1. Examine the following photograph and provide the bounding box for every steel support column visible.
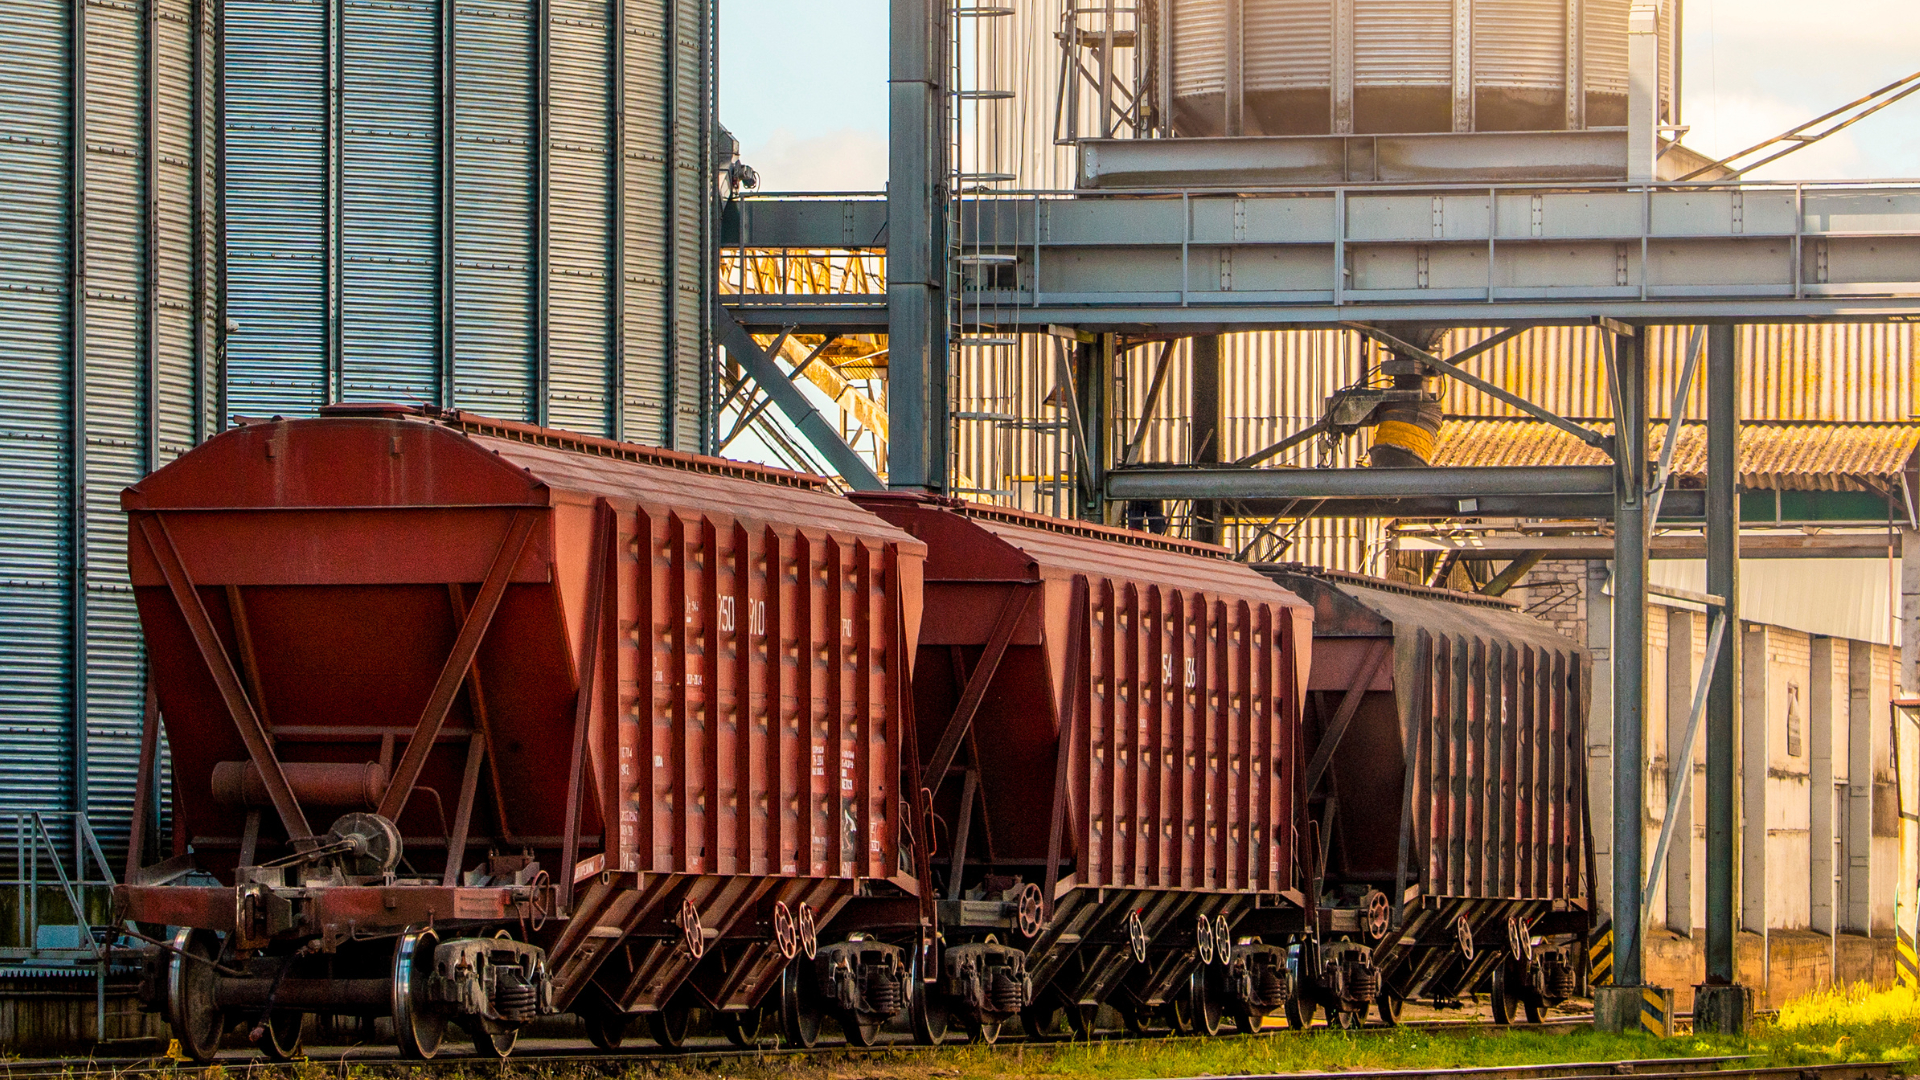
[1692,323,1754,1034]
[1075,338,1109,523]
[1704,324,1741,984]
[1190,336,1221,543]
[887,0,948,492]
[1610,327,1649,989]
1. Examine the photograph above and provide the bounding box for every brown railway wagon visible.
[847,493,1313,1042]
[1258,566,1593,1029]
[116,407,927,1060]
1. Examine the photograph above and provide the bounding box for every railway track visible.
[0,1037,1881,1080]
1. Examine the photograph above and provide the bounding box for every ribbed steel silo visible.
[1167,0,1675,138]
[0,0,218,866]
[220,0,714,451]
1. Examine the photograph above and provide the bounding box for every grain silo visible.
[1166,0,1674,137]
[0,0,218,865]
[220,0,715,451]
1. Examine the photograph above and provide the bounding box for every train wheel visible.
[165,928,225,1064]
[1490,965,1514,1026]
[963,1014,1003,1045]
[1171,970,1223,1037]
[1020,996,1059,1041]
[648,1004,691,1049]
[780,963,822,1049]
[1118,997,1152,1035]
[1522,993,1544,1025]
[909,945,950,1044]
[256,1010,304,1061]
[841,1009,883,1047]
[582,1007,628,1050]
[462,1019,519,1059]
[1231,1007,1261,1036]
[1065,1001,1099,1040]
[392,929,447,1060]
[1334,1008,1363,1030]
[1284,994,1317,1030]
[718,1008,763,1047]
[1376,992,1402,1027]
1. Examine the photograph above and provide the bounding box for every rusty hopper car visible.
[117,408,927,1060]
[849,494,1312,1042]
[1257,566,1593,1029]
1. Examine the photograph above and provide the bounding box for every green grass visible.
[129,985,1920,1080]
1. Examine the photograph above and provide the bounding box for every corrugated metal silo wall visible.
[1,0,214,874]
[222,0,712,451]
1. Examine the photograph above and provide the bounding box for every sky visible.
[718,0,1920,191]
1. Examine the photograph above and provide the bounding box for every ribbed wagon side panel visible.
[341,0,440,402]
[616,506,905,881]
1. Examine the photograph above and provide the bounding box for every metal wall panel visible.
[2,0,210,872]
[1352,0,1452,88]
[1170,0,1226,100]
[1248,0,1333,91]
[453,0,539,419]
[0,0,79,859]
[1473,0,1564,90]
[1582,0,1628,98]
[549,0,613,433]
[668,0,708,449]
[221,0,708,445]
[342,0,440,402]
[621,0,669,444]
[224,0,328,417]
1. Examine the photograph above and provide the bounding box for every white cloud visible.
[740,128,888,193]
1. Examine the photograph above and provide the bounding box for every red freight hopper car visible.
[848,494,1312,1042]
[1257,567,1593,1029]
[117,408,926,1060]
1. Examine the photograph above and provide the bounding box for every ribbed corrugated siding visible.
[1473,0,1565,90]
[221,0,708,445]
[549,0,612,433]
[0,0,79,863]
[1247,0,1333,92]
[453,0,538,419]
[342,0,440,403]
[83,0,151,867]
[1583,0,1628,98]
[225,0,328,417]
[1352,0,1452,88]
[3,0,208,874]
[668,0,707,446]
[1171,0,1226,99]
[622,0,669,444]
[1439,325,1920,422]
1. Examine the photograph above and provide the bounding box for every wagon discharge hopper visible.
[117,407,927,1060]
[1257,566,1593,1028]
[849,494,1313,1041]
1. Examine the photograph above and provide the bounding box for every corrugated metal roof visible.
[1431,417,1920,491]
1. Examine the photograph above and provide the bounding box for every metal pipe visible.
[1704,323,1740,985]
[1106,465,1615,501]
[1611,327,1648,988]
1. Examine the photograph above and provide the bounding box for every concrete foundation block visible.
[1594,984,1675,1035]
[1692,983,1754,1035]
